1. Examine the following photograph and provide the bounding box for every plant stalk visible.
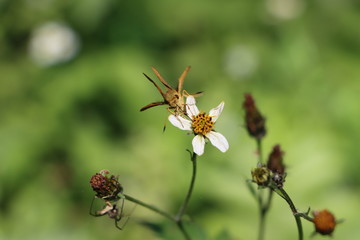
[124,151,197,240]
[273,187,303,240]
[123,194,175,221]
[176,152,197,221]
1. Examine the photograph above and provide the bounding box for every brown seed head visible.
[313,209,336,235]
[243,94,266,139]
[267,145,285,175]
[90,172,123,201]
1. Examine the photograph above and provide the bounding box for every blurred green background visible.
[1,0,359,239]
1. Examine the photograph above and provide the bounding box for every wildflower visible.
[90,170,123,201]
[251,166,271,186]
[243,93,266,139]
[313,209,337,236]
[168,96,229,156]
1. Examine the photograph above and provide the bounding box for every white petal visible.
[168,115,192,131]
[192,135,205,156]
[206,131,229,153]
[186,96,199,118]
[208,101,224,122]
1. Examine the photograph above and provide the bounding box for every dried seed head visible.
[243,93,266,139]
[251,166,270,186]
[313,209,336,235]
[267,145,286,187]
[267,145,285,174]
[90,171,123,201]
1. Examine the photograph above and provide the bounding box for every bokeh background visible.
[1,0,359,239]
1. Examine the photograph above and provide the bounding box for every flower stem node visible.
[313,209,337,236]
[168,96,229,156]
[90,170,123,201]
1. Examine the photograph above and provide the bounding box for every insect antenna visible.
[143,73,167,100]
[150,66,173,90]
[177,66,191,93]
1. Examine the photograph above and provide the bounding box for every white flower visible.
[168,96,229,156]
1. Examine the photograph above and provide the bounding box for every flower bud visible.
[243,94,266,139]
[267,145,286,187]
[90,171,123,201]
[267,145,285,174]
[251,166,270,186]
[313,209,336,235]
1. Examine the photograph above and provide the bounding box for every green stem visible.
[177,220,191,240]
[176,152,197,221]
[273,187,303,240]
[264,189,274,210]
[257,188,273,240]
[123,152,197,240]
[173,151,197,240]
[258,206,266,240]
[123,194,175,222]
[256,138,263,164]
[295,212,314,222]
[255,138,273,240]
[124,194,190,240]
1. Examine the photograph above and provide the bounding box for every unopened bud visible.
[267,145,286,187]
[267,145,285,174]
[251,166,270,186]
[243,94,266,139]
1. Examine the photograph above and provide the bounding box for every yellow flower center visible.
[192,113,214,135]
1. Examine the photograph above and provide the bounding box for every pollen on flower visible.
[192,113,214,135]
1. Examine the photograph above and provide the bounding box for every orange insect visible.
[140,66,202,116]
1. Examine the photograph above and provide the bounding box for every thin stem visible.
[124,194,190,240]
[255,138,273,240]
[264,189,274,210]
[173,151,197,240]
[273,187,303,240]
[176,152,197,220]
[258,207,266,240]
[123,194,175,221]
[257,188,273,240]
[123,152,197,240]
[295,212,314,222]
[256,137,264,240]
[177,221,191,240]
[256,138,263,164]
